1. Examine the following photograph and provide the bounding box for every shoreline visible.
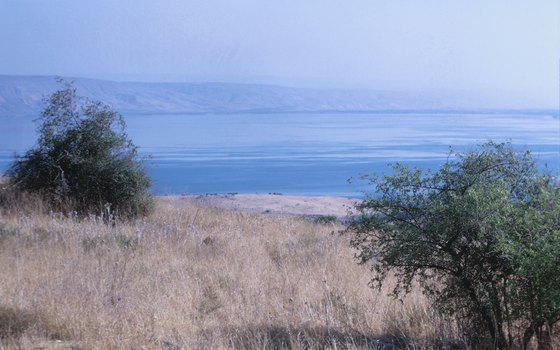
[159,193,360,219]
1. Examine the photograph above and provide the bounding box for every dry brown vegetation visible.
[0,197,464,350]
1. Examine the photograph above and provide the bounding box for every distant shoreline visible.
[4,108,557,119]
[1,74,556,118]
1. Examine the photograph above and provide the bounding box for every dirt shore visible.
[160,193,360,219]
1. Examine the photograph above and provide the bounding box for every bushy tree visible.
[6,80,152,218]
[500,176,560,349]
[348,142,559,349]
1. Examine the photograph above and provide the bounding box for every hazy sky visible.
[1,0,559,107]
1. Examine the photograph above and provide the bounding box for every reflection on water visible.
[1,112,559,196]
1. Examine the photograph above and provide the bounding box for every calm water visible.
[1,112,559,197]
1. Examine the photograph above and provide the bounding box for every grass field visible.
[0,198,480,349]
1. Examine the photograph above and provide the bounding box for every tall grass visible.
[0,197,463,349]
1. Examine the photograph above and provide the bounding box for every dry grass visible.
[0,199,460,349]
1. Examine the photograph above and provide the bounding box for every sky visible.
[1,0,559,108]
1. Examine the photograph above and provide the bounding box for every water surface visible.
[1,112,558,197]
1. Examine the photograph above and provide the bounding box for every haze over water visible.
[1,1,559,109]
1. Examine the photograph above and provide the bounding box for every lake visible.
[1,112,559,197]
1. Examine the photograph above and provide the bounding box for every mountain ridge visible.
[0,75,553,117]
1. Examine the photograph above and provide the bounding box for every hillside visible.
[0,75,513,117]
[0,196,446,349]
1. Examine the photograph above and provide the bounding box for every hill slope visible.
[0,75,508,117]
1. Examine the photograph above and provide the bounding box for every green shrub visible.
[348,142,559,349]
[5,79,152,218]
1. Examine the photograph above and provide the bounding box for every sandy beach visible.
[160,193,360,219]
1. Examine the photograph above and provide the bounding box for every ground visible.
[163,193,358,219]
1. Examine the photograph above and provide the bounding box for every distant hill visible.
[0,75,550,117]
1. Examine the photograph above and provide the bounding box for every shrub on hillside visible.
[5,79,152,218]
[348,142,560,349]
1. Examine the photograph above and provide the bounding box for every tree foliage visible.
[6,80,152,218]
[349,142,559,349]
